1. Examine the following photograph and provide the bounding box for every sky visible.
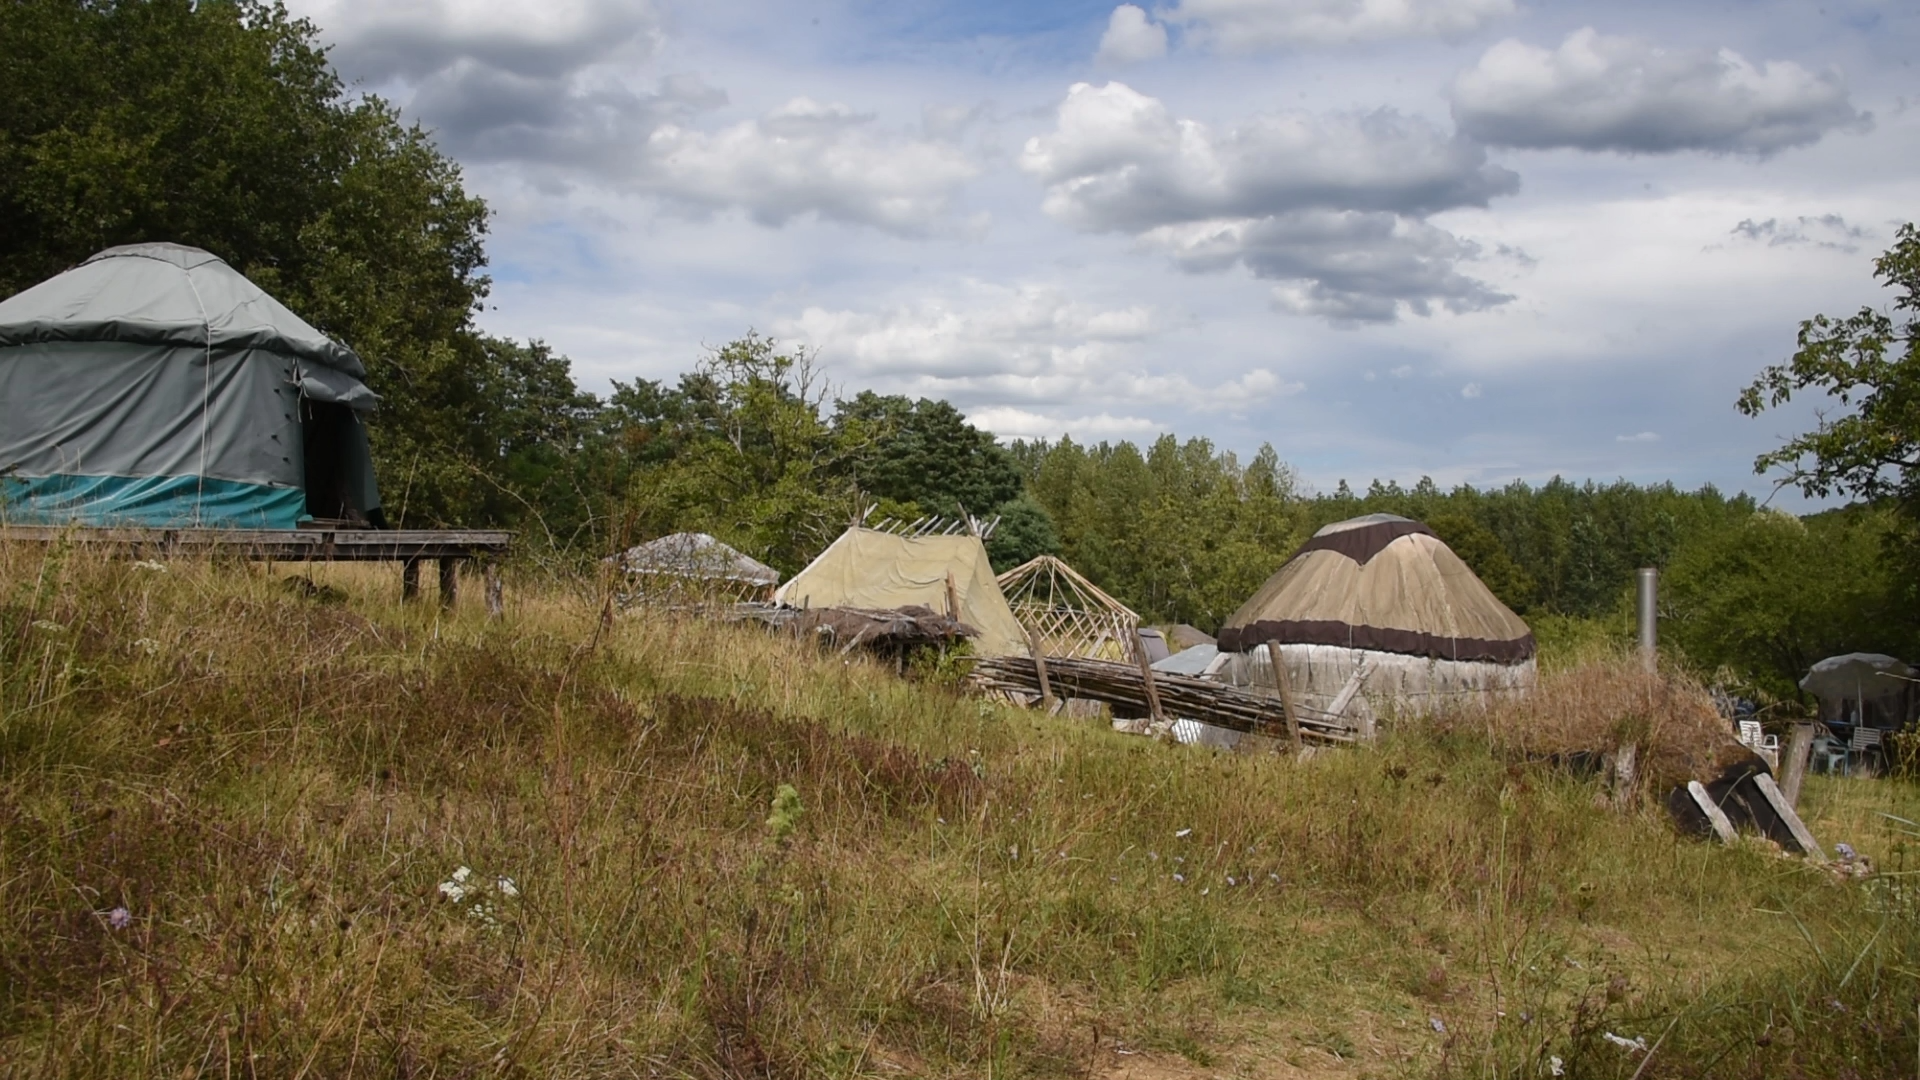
[285,0,1919,503]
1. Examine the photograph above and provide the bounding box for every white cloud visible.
[1097,5,1169,64]
[1020,82,1516,322]
[775,282,1301,412]
[1616,431,1660,442]
[967,407,1167,441]
[1727,214,1869,252]
[1022,82,1516,231]
[1165,0,1514,51]
[641,98,980,233]
[1461,381,1483,398]
[1147,210,1511,323]
[1450,28,1869,155]
[293,0,662,80]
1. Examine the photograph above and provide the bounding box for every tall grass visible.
[2,539,1916,1078]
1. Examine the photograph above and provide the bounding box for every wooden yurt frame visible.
[997,555,1140,660]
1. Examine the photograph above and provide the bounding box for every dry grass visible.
[2,539,1918,1079]
[1454,655,1750,793]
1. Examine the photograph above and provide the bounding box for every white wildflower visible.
[132,560,168,573]
[1174,828,1192,839]
[134,638,161,655]
[1430,1017,1447,1034]
[438,880,468,902]
[496,876,519,898]
[31,620,63,634]
[452,866,472,883]
[1549,1056,1565,1076]
[1602,1032,1647,1053]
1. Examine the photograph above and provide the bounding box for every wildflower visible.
[1549,1055,1565,1077]
[1175,828,1192,839]
[1836,842,1857,862]
[132,560,168,573]
[438,866,474,902]
[496,877,519,898]
[31,620,63,634]
[1429,1017,1447,1034]
[107,907,132,930]
[1226,876,1237,886]
[1173,873,1186,883]
[1602,1032,1648,1053]
[134,637,161,655]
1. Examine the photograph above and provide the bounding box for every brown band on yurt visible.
[1217,619,1536,663]
[1292,517,1436,566]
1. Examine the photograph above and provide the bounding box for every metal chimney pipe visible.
[1636,567,1658,672]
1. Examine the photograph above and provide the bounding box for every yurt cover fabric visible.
[0,243,380,528]
[774,527,1028,657]
[1216,514,1534,662]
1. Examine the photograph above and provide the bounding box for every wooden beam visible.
[1134,636,1167,724]
[484,562,504,620]
[1686,780,1738,844]
[1752,774,1825,859]
[1324,659,1372,739]
[401,558,421,602]
[1266,641,1303,755]
[1780,723,1815,808]
[1027,629,1056,712]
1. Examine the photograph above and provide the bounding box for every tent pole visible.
[1267,641,1304,755]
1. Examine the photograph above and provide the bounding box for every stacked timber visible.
[969,655,1354,744]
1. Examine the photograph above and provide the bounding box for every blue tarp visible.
[2,473,307,529]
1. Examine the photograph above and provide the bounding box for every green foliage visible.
[1740,223,1920,507]
[835,392,1023,518]
[1017,435,1306,629]
[765,783,803,845]
[1662,506,1915,700]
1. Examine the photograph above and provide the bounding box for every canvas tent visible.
[1212,513,1535,730]
[616,532,780,604]
[775,527,1028,657]
[0,243,380,528]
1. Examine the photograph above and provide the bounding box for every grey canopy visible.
[0,243,381,528]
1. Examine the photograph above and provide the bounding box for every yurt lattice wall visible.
[997,555,1140,660]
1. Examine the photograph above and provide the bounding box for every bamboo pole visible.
[1028,629,1056,711]
[1134,635,1167,724]
[1266,641,1303,755]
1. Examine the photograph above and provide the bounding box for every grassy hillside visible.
[3,541,1918,1078]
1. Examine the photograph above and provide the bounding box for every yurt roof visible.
[1216,514,1534,663]
[618,532,780,585]
[0,243,369,384]
[774,527,1028,657]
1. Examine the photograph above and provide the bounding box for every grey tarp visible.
[0,243,381,527]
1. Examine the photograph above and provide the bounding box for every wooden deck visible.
[0,525,511,610]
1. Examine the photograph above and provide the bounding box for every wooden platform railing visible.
[0,525,511,611]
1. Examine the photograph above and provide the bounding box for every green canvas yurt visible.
[0,243,382,528]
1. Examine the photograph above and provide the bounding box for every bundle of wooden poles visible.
[969,654,1355,745]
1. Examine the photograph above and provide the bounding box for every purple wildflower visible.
[107,907,131,930]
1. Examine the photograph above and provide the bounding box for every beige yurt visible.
[775,527,1029,657]
[1212,513,1535,733]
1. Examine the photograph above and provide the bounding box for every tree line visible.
[7,0,1919,703]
